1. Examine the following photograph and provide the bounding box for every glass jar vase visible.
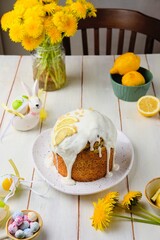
[32,42,67,91]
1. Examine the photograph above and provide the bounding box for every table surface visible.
[0,54,160,240]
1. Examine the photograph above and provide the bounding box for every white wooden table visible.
[0,54,160,240]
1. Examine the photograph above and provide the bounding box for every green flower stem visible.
[112,214,160,225]
[136,204,160,224]
[32,38,66,90]
[117,203,160,224]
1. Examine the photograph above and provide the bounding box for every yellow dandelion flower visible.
[9,23,24,42]
[63,14,77,37]
[22,34,44,51]
[24,17,44,38]
[24,6,45,20]
[70,2,87,19]
[13,5,26,19]
[1,11,15,31]
[122,191,142,209]
[91,198,114,231]
[43,3,57,14]
[85,2,97,17]
[53,11,64,28]
[105,192,119,205]
[53,12,77,37]
[47,25,62,44]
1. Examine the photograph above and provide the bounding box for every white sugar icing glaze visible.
[51,109,117,185]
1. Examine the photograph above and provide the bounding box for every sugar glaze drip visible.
[51,109,117,185]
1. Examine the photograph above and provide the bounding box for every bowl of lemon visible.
[110,52,153,102]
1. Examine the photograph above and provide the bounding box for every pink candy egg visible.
[8,222,18,234]
[14,216,24,226]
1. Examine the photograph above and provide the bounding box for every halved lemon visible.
[137,95,160,117]
[54,116,79,132]
[53,125,77,146]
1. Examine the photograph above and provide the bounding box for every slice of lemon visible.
[54,116,79,132]
[137,95,160,117]
[53,125,77,146]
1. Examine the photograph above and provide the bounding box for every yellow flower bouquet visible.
[1,0,96,91]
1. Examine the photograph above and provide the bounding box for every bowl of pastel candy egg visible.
[6,210,43,239]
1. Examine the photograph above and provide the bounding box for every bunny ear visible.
[32,80,39,96]
[21,81,32,97]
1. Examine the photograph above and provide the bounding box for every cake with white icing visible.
[51,109,117,185]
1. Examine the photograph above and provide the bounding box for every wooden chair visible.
[63,8,160,55]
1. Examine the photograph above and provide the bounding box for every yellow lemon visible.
[54,116,79,132]
[53,125,77,146]
[137,95,160,117]
[2,178,13,191]
[155,193,160,207]
[122,71,145,86]
[110,52,140,75]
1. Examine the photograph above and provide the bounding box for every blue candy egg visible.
[24,228,33,238]
[30,221,40,233]
[12,211,24,220]
[19,221,30,230]
[15,229,25,239]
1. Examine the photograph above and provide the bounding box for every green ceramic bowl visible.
[110,67,153,102]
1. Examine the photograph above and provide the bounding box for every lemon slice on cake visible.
[53,125,77,146]
[137,95,160,117]
[54,116,79,131]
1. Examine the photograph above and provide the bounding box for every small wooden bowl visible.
[6,209,43,240]
[145,177,160,215]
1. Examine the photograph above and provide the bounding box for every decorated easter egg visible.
[15,229,25,239]
[24,228,33,238]
[14,216,24,226]
[0,175,13,197]
[12,211,24,220]
[12,100,23,110]
[19,220,30,230]
[28,211,38,222]
[8,222,18,234]
[30,221,40,233]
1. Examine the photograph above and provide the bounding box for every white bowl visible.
[145,177,160,215]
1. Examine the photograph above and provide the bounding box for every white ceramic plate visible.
[32,129,134,195]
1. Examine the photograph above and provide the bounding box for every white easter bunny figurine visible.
[11,80,42,131]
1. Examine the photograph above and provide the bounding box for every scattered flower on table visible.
[91,191,160,231]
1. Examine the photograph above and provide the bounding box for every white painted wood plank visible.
[0,56,42,238]
[79,56,133,240]
[28,56,83,239]
[0,56,20,119]
[119,54,160,240]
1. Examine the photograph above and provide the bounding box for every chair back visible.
[63,8,160,55]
